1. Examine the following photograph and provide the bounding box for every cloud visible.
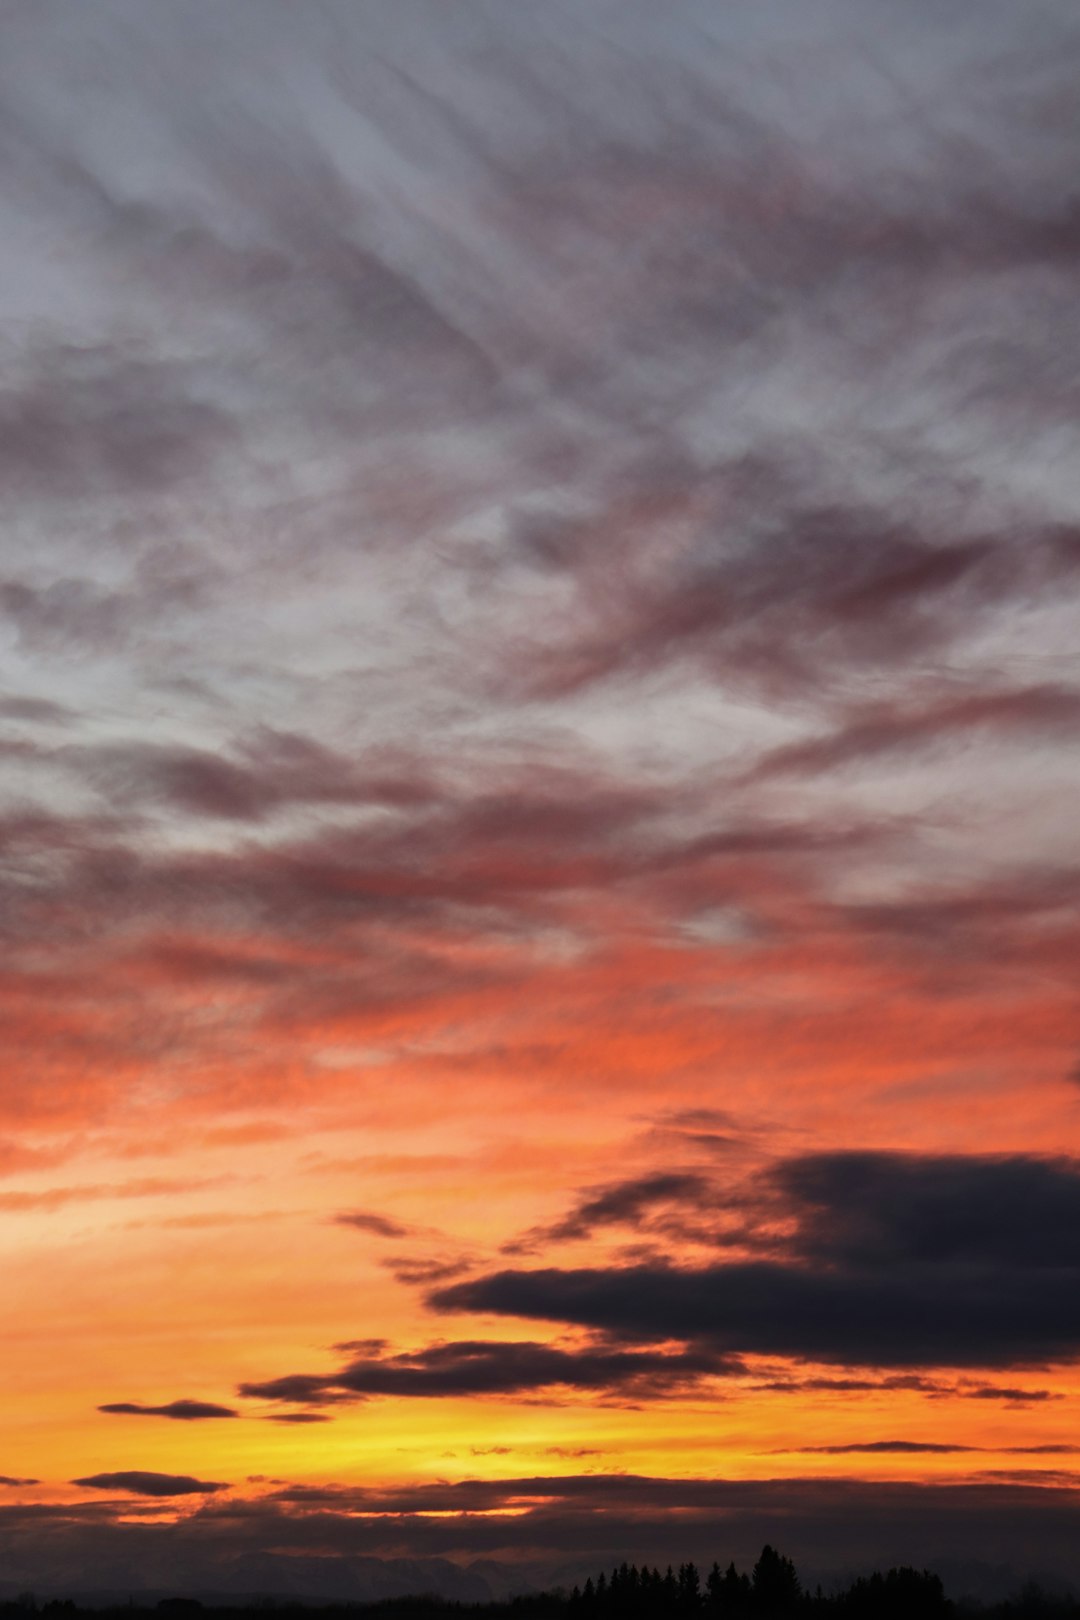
[431,1153,1080,1369]
[964,1386,1062,1404]
[754,1374,947,1395]
[234,1376,354,1407]
[432,1258,1080,1367]
[333,1210,411,1239]
[783,1441,1080,1456]
[0,340,234,508]
[770,1152,1080,1269]
[0,1473,1079,1599]
[793,1441,978,1455]
[753,1375,1061,1404]
[507,1171,714,1251]
[505,493,1080,703]
[382,1256,475,1286]
[0,1476,39,1487]
[265,1412,332,1424]
[744,684,1080,782]
[71,1471,227,1497]
[70,732,438,825]
[0,1176,228,1212]
[838,866,1080,966]
[240,1337,737,1403]
[98,1400,238,1420]
[0,696,74,724]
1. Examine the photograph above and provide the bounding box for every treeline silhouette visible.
[2,1550,1078,1620]
[568,1547,944,1618]
[567,1547,1076,1620]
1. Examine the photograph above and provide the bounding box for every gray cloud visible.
[506,501,1080,702]
[744,683,1080,782]
[0,342,234,505]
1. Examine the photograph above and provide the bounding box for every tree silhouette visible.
[751,1547,801,1615]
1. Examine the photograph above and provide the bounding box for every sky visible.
[2,0,1080,1602]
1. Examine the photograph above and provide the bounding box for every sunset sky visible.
[3,0,1080,1602]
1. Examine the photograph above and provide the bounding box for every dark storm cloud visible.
[72,1471,227,1497]
[98,1399,238,1420]
[240,1337,736,1404]
[432,1153,1080,1368]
